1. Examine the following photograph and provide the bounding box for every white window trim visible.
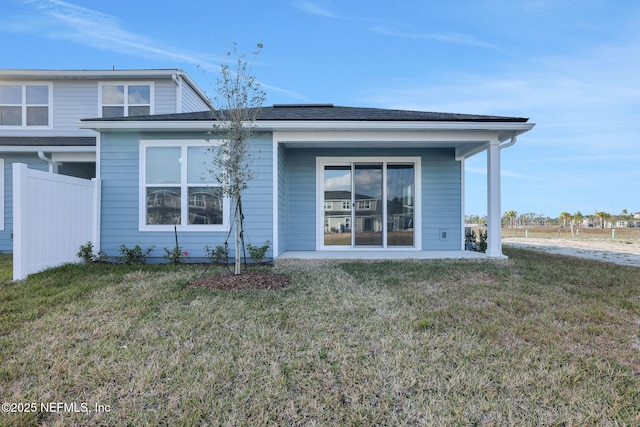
[98,81,155,117]
[139,139,229,232]
[316,156,421,250]
[0,82,53,129]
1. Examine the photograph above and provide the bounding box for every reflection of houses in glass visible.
[188,190,223,224]
[147,189,181,224]
[324,190,352,233]
[324,191,384,233]
[354,192,382,234]
[387,196,414,232]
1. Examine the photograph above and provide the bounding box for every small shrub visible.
[465,230,478,251]
[118,244,154,265]
[478,229,487,253]
[204,244,229,265]
[163,246,184,265]
[77,241,106,263]
[247,240,271,263]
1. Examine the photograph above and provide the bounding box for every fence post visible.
[12,163,28,281]
[92,178,101,253]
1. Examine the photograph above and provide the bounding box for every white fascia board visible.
[274,129,498,144]
[79,119,534,138]
[77,120,215,132]
[262,120,534,134]
[0,69,184,80]
[0,146,96,153]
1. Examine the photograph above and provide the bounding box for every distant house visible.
[80,104,534,260]
[0,69,212,252]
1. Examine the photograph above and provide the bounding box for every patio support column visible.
[486,139,504,258]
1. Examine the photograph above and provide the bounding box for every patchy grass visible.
[0,253,12,283]
[0,249,639,426]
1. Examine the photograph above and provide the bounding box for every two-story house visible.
[0,69,212,252]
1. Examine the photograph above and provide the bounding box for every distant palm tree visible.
[559,212,571,227]
[504,210,518,228]
[595,211,611,228]
[573,211,583,226]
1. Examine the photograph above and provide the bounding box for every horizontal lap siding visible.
[52,81,100,135]
[100,132,139,255]
[100,132,273,261]
[0,155,49,252]
[284,148,316,250]
[283,147,461,252]
[154,81,178,115]
[277,145,288,254]
[180,84,210,112]
[241,133,274,254]
[422,155,462,250]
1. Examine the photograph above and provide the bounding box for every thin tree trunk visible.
[234,198,241,275]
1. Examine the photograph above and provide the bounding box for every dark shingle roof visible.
[83,104,529,123]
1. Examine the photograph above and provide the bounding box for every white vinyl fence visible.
[13,163,100,280]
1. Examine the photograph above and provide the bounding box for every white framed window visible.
[100,82,153,117]
[317,156,421,250]
[139,140,229,232]
[0,83,52,128]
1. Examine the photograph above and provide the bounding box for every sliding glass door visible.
[323,166,352,246]
[386,164,415,246]
[321,158,418,249]
[354,163,383,246]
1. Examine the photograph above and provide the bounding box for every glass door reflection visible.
[323,166,352,246]
[354,163,383,246]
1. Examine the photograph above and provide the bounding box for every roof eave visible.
[78,119,534,138]
[0,69,186,80]
[0,146,96,153]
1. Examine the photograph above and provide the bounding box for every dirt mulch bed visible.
[189,270,292,291]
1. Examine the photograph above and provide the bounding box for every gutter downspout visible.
[38,151,58,173]
[499,135,517,151]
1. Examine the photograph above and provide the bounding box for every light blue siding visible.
[180,83,210,112]
[99,132,273,262]
[281,147,462,252]
[52,81,101,135]
[154,80,178,114]
[422,153,462,250]
[281,148,317,251]
[0,155,50,252]
[277,144,288,255]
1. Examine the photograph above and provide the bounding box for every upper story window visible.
[100,83,153,117]
[0,83,51,127]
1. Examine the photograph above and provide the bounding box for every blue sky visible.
[1,0,639,218]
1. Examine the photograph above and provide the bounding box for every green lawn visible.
[1,249,639,426]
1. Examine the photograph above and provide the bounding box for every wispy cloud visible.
[291,0,348,20]
[4,0,307,101]
[362,38,640,151]
[14,0,217,67]
[372,27,501,50]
